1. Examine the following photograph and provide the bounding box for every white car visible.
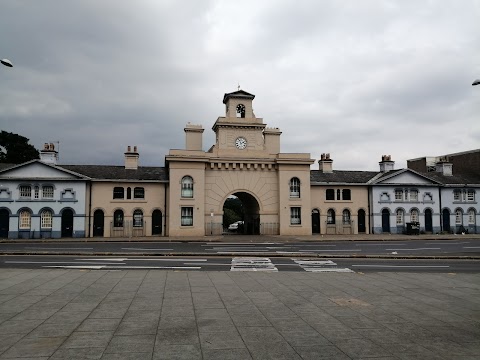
[228,221,244,231]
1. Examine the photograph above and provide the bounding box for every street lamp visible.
[1,59,13,67]
[473,79,480,86]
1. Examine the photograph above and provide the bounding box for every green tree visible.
[0,131,39,164]
[223,197,243,226]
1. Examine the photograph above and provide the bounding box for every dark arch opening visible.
[223,192,260,235]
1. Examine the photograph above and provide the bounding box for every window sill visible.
[289,224,302,227]
[59,200,78,203]
[453,201,477,204]
[111,200,147,203]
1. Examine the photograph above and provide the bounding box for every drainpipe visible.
[438,185,443,233]
[164,182,167,236]
[87,181,92,237]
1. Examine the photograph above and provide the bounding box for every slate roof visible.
[417,172,480,186]
[61,165,168,181]
[0,163,15,172]
[310,170,379,184]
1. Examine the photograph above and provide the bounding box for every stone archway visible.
[224,191,260,235]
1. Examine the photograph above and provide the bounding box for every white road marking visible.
[351,265,450,268]
[202,243,277,246]
[79,258,208,262]
[44,265,106,269]
[230,257,278,272]
[306,268,355,273]
[43,265,201,270]
[121,248,173,251]
[308,249,361,252]
[356,243,406,246]
[385,248,441,251]
[24,247,94,250]
[217,251,269,254]
[5,261,125,265]
[463,247,480,249]
[292,258,354,273]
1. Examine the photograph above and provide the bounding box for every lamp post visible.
[1,59,13,67]
[473,79,480,86]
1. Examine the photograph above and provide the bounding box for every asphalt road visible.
[1,238,480,257]
[1,255,479,272]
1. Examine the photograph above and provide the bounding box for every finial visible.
[237,83,240,91]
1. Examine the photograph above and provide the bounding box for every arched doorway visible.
[93,209,104,237]
[0,209,9,238]
[358,209,366,233]
[152,209,162,235]
[424,209,433,233]
[442,209,451,233]
[223,192,260,235]
[382,209,390,233]
[61,209,74,237]
[311,209,320,234]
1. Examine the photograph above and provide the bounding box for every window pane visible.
[133,210,143,227]
[327,209,335,224]
[395,190,403,201]
[34,186,39,199]
[290,178,300,198]
[181,207,193,226]
[326,189,334,201]
[453,190,461,201]
[134,187,144,199]
[411,210,418,222]
[467,190,475,201]
[396,209,404,225]
[113,187,124,199]
[181,177,194,198]
[290,207,301,225]
[19,210,31,229]
[342,189,351,201]
[41,210,52,228]
[455,210,462,224]
[20,186,31,198]
[410,190,418,201]
[468,210,475,224]
[114,210,124,227]
[342,210,350,224]
[42,186,54,198]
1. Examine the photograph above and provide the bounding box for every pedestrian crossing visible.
[230,257,354,272]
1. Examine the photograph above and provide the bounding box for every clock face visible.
[235,137,247,150]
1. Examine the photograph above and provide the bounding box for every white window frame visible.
[19,185,31,199]
[342,209,351,225]
[395,190,403,201]
[410,190,418,202]
[467,190,475,202]
[133,209,143,227]
[455,209,462,224]
[181,207,193,226]
[396,209,404,225]
[181,176,194,198]
[134,187,145,199]
[289,178,300,198]
[42,186,54,199]
[468,209,475,224]
[41,210,52,229]
[410,209,418,222]
[453,190,461,201]
[19,210,31,229]
[327,209,335,224]
[290,207,301,225]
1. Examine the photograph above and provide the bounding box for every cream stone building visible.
[166,90,315,236]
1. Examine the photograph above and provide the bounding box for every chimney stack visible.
[124,145,139,170]
[379,155,395,173]
[318,153,333,173]
[39,142,58,165]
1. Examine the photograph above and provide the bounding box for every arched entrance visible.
[382,209,390,233]
[442,209,451,233]
[0,209,9,238]
[223,192,260,235]
[424,209,433,233]
[358,209,366,233]
[61,209,74,238]
[152,209,162,235]
[93,209,104,237]
[311,209,320,234]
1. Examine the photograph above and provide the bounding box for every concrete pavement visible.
[0,268,479,359]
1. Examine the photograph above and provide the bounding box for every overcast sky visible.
[1,0,479,171]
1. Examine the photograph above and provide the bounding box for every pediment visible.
[0,161,86,180]
[375,169,438,185]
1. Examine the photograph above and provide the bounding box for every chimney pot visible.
[134,146,137,152]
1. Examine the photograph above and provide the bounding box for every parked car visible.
[228,221,244,231]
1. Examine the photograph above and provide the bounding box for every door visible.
[93,210,104,237]
[311,209,320,234]
[358,209,366,233]
[425,209,433,233]
[61,209,74,237]
[0,209,9,238]
[152,209,162,235]
[382,209,390,233]
[442,209,450,232]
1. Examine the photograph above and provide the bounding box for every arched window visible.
[133,209,143,227]
[289,177,300,198]
[181,176,193,198]
[342,209,351,225]
[327,209,335,224]
[114,210,124,227]
[468,209,476,224]
[113,187,124,199]
[236,104,245,118]
[19,210,31,229]
[410,209,419,223]
[41,210,52,229]
[396,209,404,225]
[455,209,463,224]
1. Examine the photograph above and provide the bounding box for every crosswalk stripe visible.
[292,258,354,273]
[230,257,278,272]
